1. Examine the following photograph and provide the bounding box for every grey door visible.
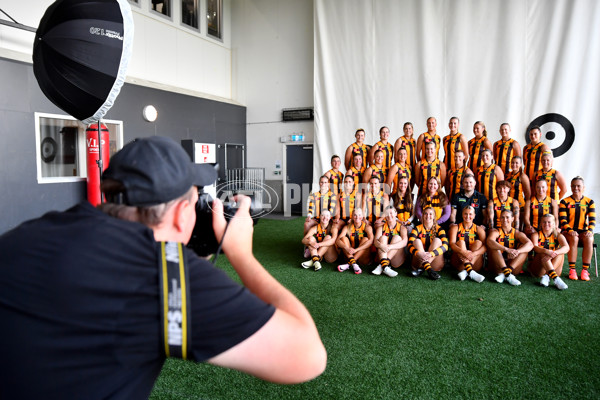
[286,144,313,215]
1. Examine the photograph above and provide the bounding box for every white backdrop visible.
[314,0,600,229]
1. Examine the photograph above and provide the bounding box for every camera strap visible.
[158,241,191,360]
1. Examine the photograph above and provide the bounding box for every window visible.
[151,0,171,18]
[35,113,123,183]
[182,0,199,30]
[207,0,222,39]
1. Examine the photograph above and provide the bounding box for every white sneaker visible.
[457,270,468,281]
[383,266,398,277]
[301,260,313,269]
[352,264,362,274]
[495,273,506,283]
[337,263,349,272]
[540,274,550,287]
[372,264,383,275]
[314,261,322,271]
[553,277,568,290]
[506,274,521,286]
[469,270,485,283]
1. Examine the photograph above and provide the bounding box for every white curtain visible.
[314,0,600,229]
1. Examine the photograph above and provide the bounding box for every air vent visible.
[282,108,314,121]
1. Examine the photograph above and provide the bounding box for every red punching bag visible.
[86,123,110,206]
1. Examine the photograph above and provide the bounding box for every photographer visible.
[0,136,326,399]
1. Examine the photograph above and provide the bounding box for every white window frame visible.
[35,112,124,184]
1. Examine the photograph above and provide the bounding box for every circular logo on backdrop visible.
[525,113,575,157]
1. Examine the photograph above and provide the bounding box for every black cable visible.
[0,8,19,24]
[210,220,230,265]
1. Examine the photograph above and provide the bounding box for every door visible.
[286,144,313,215]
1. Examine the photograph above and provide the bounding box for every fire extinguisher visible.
[86,123,110,206]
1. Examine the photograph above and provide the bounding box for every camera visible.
[187,189,261,257]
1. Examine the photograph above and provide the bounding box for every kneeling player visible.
[486,210,533,286]
[372,206,408,277]
[301,210,339,271]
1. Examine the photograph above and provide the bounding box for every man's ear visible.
[173,199,190,233]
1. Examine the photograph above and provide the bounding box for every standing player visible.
[534,152,567,201]
[416,117,441,161]
[467,121,493,172]
[324,155,344,196]
[368,126,394,170]
[530,214,569,290]
[475,149,504,202]
[301,210,339,271]
[415,141,446,196]
[559,176,596,281]
[493,123,521,176]
[448,206,486,283]
[442,117,469,171]
[408,207,449,280]
[386,146,412,196]
[372,206,409,277]
[487,210,534,286]
[523,126,551,182]
[336,208,374,274]
[344,128,371,171]
[393,122,417,172]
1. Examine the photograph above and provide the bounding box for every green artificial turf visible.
[150,218,600,400]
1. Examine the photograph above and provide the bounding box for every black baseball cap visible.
[102,136,217,206]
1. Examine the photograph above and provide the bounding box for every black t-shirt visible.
[451,190,488,225]
[0,202,275,399]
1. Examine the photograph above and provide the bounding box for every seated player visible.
[336,208,374,274]
[371,206,409,277]
[324,155,344,195]
[488,180,520,229]
[337,175,361,230]
[530,214,569,290]
[486,210,534,286]
[448,206,486,282]
[301,210,339,271]
[363,175,389,229]
[559,176,596,281]
[450,173,488,226]
[408,207,449,280]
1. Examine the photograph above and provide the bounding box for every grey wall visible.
[0,57,246,234]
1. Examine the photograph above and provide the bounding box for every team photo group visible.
[302,117,596,290]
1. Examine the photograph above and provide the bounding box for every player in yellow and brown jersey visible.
[337,175,361,230]
[301,210,339,271]
[534,152,567,201]
[523,126,551,182]
[408,207,449,280]
[486,210,534,286]
[467,121,493,172]
[505,156,531,228]
[530,214,569,290]
[363,149,388,188]
[344,128,371,171]
[324,155,344,196]
[371,206,408,277]
[393,122,417,172]
[416,117,441,161]
[304,176,337,236]
[448,206,486,282]
[476,149,504,202]
[363,175,389,229]
[415,141,446,196]
[392,175,414,229]
[336,208,374,274]
[442,117,469,171]
[415,176,450,225]
[346,153,365,191]
[524,179,558,236]
[445,150,472,198]
[492,123,522,176]
[488,181,520,229]
[559,176,596,281]
[368,126,394,170]
[386,146,412,196]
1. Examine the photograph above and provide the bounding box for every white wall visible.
[0,0,233,101]
[231,0,314,180]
